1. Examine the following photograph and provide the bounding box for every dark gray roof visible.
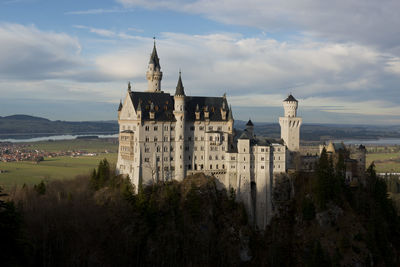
[284,94,298,102]
[246,119,254,126]
[149,43,160,69]
[185,96,229,121]
[175,73,185,96]
[128,91,229,122]
[129,91,175,121]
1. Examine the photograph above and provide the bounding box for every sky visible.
[0,0,400,124]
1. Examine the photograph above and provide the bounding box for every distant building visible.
[116,42,302,230]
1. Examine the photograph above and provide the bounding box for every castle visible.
[116,43,302,230]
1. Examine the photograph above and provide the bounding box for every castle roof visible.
[284,94,298,102]
[175,72,185,96]
[128,91,229,122]
[118,100,123,111]
[246,119,254,126]
[149,42,160,69]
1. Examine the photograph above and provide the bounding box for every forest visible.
[1,152,400,266]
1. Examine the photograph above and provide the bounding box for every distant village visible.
[0,142,98,163]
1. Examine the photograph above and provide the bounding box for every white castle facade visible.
[116,43,302,229]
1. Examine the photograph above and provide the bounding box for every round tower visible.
[146,40,163,92]
[279,94,302,151]
[174,72,186,181]
[283,94,298,117]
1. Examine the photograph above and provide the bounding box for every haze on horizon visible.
[0,0,400,125]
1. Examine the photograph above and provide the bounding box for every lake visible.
[0,133,119,143]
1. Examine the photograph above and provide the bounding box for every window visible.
[171,126,175,131]
[231,156,235,160]
[261,166,264,169]
[209,156,212,160]
[199,126,204,130]
[154,126,158,131]
[217,126,222,131]
[261,157,265,161]
[209,136,213,141]
[208,126,213,131]
[164,146,168,152]
[164,125,169,131]
[156,156,160,162]
[215,156,219,160]
[145,147,150,153]
[216,164,219,169]
[145,126,149,131]
[156,146,160,152]
[201,146,204,151]
[190,126,195,131]
[185,146,189,151]
[195,136,198,141]
[154,137,158,142]
[145,136,149,142]
[164,157,168,161]
[201,136,204,141]
[222,156,225,160]
[144,158,150,162]
[210,164,212,169]
[222,164,225,169]
[261,148,265,152]
[164,136,168,141]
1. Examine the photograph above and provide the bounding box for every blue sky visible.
[1,0,400,124]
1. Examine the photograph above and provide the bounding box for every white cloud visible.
[117,0,400,51]
[1,23,399,123]
[65,7,133,15]
[0,23,83,80]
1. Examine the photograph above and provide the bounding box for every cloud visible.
[65,7,133,15]
[0,23,83,80]
[117,0,400,51]
[0,23,399,124]
[73,25,141,40]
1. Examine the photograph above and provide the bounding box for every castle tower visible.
[146,40,163,92]
[279,94,302,151]
[173,72,186,181]
[245,119,254,137]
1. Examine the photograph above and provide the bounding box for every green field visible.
[366,152,400,173]
[0,153,118,190]
[25,139,118,152]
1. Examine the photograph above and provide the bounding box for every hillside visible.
[2,158,400,266]
[0,114,118,138]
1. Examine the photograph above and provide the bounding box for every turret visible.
[173,72,186,181]
[146,40,163,92]
[279,94,302,151]
[227,105,234,134]
[283,94,298,117]
[246,119,254,137]
[118,100,122,119]
[136,99,142,120]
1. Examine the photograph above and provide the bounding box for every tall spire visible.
[228,105,233,121]
[149,38,160,69]
[175,71,185,96]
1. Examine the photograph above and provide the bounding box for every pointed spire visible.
[149,38,160,69]
[228,105,233,121]
[175,71,185,96]
[118,100,123,111]
[128,81,131,92]
[137,99,142,111]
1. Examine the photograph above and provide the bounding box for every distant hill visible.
[1,115,399,141]
[0,115,118,138]
[235,120,400,141]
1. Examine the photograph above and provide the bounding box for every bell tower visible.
[279,94,302,151]
[146,39,163,92]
